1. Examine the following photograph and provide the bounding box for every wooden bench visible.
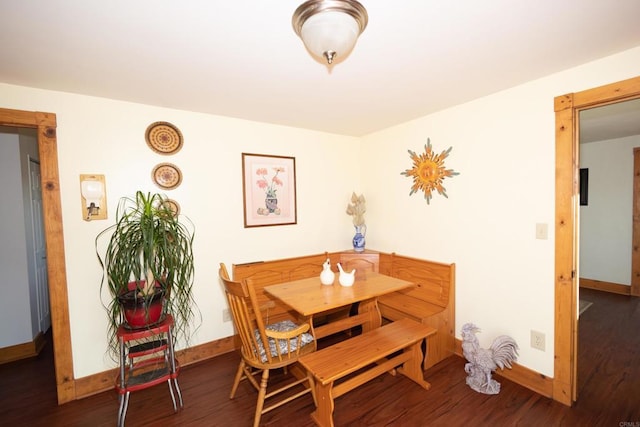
[377,253,455,370]
[299,318,437,427]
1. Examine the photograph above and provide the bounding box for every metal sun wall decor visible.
[401,138,459,204]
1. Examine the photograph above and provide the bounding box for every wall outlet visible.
[222,308,231,323]
[531,330,546,351]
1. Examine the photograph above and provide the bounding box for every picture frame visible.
[242,153,297,227]
[579,168,589,206]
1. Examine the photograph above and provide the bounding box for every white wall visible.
[0,83,361,377]
[1,44,639,380]
[580,135,638,285]
[362,46,640,376]
[0,131,32,347]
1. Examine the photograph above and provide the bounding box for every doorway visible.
[553,75,640,405]
[0,108,74,404]
[579,99,640,294]
[0,127,51,349]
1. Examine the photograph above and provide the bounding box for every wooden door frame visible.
[633,147,640,296]
[554,75,640,405]
[0,108,75,404]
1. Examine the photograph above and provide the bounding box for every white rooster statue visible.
[461,323,519,395]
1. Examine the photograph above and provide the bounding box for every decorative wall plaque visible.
[152,163,182,190]
[401,138,459,204]
[145,121,183,155]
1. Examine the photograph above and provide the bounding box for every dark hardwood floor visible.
[1,287,638,426]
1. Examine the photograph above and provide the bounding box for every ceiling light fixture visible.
[292,0,368,66]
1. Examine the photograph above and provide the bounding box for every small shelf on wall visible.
[79,174,107,221]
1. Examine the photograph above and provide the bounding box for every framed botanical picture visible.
[242,153,297,227]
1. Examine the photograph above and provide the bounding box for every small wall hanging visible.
[145,121,183,155]
[162,198,180,216]
[401,138,459,204]
[152,162,182,190]
[242,153,297,227]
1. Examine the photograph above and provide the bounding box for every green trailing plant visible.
[96,191,198,359]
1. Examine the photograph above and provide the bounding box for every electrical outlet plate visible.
[535,223,548,240]
[531,330,546,351]
[223,309,231,323]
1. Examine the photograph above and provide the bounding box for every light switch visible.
[535,223,548,240]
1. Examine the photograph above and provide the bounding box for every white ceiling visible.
[580,98,640,143]
[1,1,640,137]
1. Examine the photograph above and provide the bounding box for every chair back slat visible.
[219,264,314,366]
[220,269,267,364]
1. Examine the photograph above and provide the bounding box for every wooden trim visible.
[554,93,577,406]
[75,335,236,399]
[0,108,42,126]
[37,112,76,405]
[34,331,47,354]
[633,147,640,296]
[572,76,640,108]
[554,75,640,406]
[0,332,46,364]
[454,339,553,398]
[579,278,631,296]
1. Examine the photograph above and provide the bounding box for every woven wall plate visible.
[152,163,182,190]
[145,121,183,155]
[161,199,180,216]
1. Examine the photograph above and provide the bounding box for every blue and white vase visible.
[265,196,278,213]
[352,225,366,252]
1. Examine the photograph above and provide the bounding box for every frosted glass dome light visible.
[292,0,368,66]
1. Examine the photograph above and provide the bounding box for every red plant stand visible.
[115,314,183,426]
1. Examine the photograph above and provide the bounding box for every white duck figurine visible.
[337,263,356,287]
[320,258,335,285]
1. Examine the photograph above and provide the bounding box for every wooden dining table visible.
[264,271,415,340]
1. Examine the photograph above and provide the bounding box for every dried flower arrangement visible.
[346,192,366,227]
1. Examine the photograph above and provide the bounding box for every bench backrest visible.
[379,252,454,309]
[232,250,454,319]
[337,251,380,280]
[232,253,329,323]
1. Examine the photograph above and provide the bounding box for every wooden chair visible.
[218,264,316,427]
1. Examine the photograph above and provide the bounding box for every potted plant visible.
[96,191,197,358]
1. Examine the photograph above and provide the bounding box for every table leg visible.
[310,381,335,427]
[358,298,381,333]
